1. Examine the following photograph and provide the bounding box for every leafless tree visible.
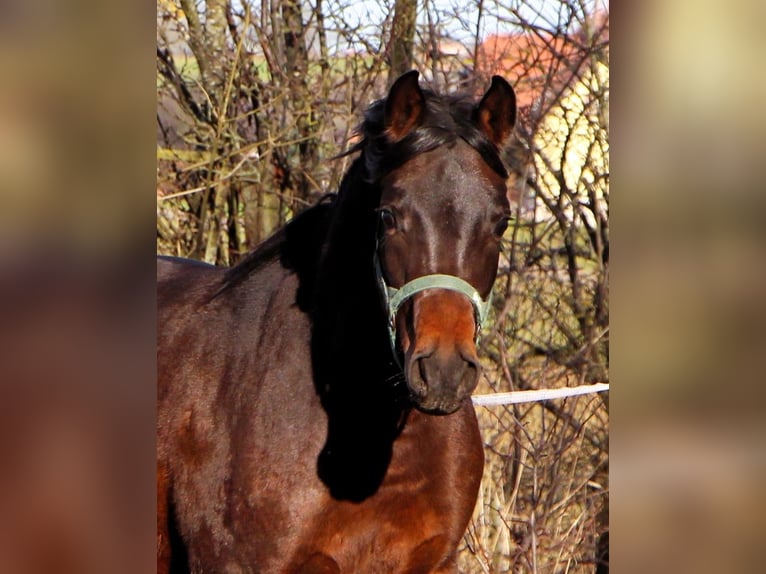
[157,1,609,571]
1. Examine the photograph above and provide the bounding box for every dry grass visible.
[460,368,608,573]
[455,236,610,573]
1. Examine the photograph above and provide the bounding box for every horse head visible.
[370,71,517,414]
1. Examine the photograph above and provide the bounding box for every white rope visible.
[472,383,609,406]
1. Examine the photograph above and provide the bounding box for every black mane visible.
[352,89,509,182]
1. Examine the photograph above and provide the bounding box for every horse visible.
[157,70,517,573]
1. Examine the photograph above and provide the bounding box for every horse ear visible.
[384,70,425,141]
[475,76,516,146]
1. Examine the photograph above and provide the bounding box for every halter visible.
[374,252,491,355]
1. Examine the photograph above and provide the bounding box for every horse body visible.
[158,251,482,573]
[158,71,516,573]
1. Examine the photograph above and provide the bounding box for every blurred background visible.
[0,1,156,573]
[611,2,766,572]
[0,0,764,572]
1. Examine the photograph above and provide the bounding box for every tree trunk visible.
[282,0,319,204]
[389,0,418,83]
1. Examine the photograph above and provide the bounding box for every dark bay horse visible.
[158,71,517,573]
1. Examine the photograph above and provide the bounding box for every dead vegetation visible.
[157,1,609,570]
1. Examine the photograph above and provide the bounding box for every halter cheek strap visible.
[375,255,491,351]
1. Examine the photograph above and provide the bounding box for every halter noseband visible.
[375,254,491,353]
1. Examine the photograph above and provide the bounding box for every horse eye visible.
[380,209,397,232]
[493,217,510,237]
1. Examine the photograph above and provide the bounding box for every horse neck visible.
[311,156,404,405]
[309,157,411,500]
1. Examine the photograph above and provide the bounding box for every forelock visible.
[356,90,509,182]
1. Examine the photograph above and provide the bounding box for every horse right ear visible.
[474,76,516,147]
[384,70,425,142]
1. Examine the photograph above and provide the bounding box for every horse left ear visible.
[384,70,426,142]
[474,76,516,146]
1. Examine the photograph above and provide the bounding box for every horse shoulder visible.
[389,405,484,570]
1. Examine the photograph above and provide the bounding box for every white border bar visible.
[472,383,609,406]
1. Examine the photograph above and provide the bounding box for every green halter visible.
[375,256,491,351]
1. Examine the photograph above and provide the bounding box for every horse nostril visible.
[459,348,481,392]
[418,357,428,386]
[406,345,482,402]
[460,358,480,394]
[407,349,434,399]
[461,350,481,371]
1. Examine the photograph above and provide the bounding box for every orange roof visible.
[476,13,608,111]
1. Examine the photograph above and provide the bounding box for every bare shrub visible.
[157,1,609,570]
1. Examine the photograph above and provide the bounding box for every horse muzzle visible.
[401,290,483,414]
[375,256,490,413]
